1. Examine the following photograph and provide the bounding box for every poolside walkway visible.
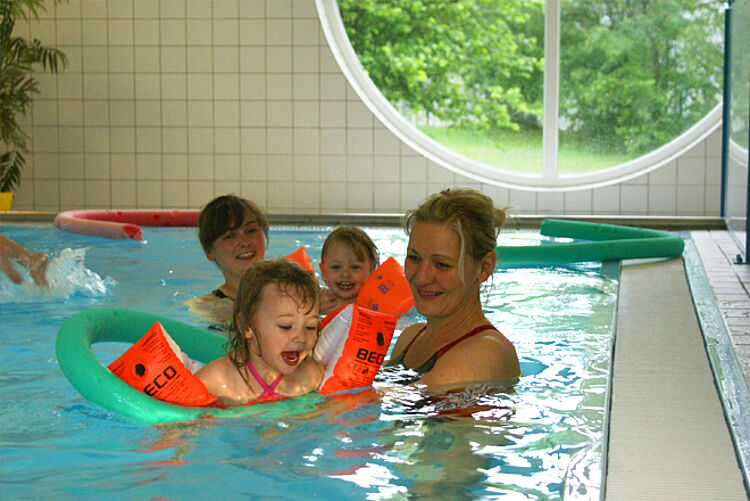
[605,255,747,500]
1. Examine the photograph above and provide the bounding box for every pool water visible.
[0,224,617,500]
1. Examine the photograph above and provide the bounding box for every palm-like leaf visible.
[0,0,67,192]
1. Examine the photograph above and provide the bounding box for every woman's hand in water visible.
[0,233,49,286]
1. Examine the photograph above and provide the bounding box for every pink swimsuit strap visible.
[245,360,282,401]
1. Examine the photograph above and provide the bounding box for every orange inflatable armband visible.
[314,304,396,394]
[356,257,414,317]
[284,247,315,275]
[108,322,218,407]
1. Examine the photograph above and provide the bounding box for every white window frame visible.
[316,0,722,191]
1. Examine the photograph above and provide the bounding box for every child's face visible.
[207,212,266,283]
[246,283,319,375]
[319,241,374,301]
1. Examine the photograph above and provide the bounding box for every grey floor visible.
[605,231,750,500]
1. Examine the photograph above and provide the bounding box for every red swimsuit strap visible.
[402,324,498,363]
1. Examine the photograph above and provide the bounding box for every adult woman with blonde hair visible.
[385,188,520,388]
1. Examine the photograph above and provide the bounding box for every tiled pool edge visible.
[683,239,750,492]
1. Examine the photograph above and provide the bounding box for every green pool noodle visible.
[496,219,685,267]
[56,308,324,424]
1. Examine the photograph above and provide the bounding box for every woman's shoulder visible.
[439,325,520,379]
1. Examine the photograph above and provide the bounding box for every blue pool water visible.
[0,223,617,500]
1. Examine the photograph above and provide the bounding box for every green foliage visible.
[339,0,724,160]
[561,0,725,154]
[338,0,544,132]
[0,0,67,192]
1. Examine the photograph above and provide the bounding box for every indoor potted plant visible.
[0,0,67,210]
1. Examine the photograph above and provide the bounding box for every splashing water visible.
[0,247,115,303]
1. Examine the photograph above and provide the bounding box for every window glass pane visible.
[338,0,545,175]
[558,0,724,175]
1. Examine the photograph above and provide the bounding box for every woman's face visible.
[404,221,485,320]
[207,212,266,284]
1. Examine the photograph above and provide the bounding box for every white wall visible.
[11,0,723,216]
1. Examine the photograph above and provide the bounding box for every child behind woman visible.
[196,259,323,405]
[318,225,379,316]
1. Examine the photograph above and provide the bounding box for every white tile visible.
[266,74,293,100]
[620,184,648,214]
[268,180,294,209]
[186,19,212,45]
[347,155,372,182]
[85,180,111,206]
[537,191,565,214]
[320,73,346,100]
[160,19,186,45]
[346,182,373,211]
[215,127,241,154]
[135,127,161,153]
[400,155,427,183]
[188,127,215,153]
[241,73,266,99]
[320,128,346,155]
[82,19,108,45]
[82,46,109,72]
[241,155,268,181]
[134,73,161,100]
[60,153,85,179]
[241,128,267,154]
[187,46,213,72]
[267,128,293,154]
[188,154,214,180]
[136,100,162,126]
[241,101,267,127]
[110,127,135,153]
[426,161,454,183]
[110,0,135,18]
[188,181,215,207]
[134,19,160,46]
[677,156,706,184]
[266,19,292,45]
[213,20,239,46]
[374,128,400,156]
[109,46,134,72]
[213,0,239,18]
[267,155,293,181]
[400,184,428,211]
[373,156,399,183]
[319,182,347,210]
[32,153,59,180]
[57,20,82,45]
[239,181,268,208]
[347,128,373,155]
[84,74,110,99]
[483,185,510,209]
[564,189,592,213]
[111,180,136,207]
[214,155,241,181]
[293,18,319,45]
[57,126,82,152]
[214,47,240,73]
[320,155,346,180]
[162,101,187,126]
[161,74,187,100]
[162,180,189,207]
[239,20,265,46]
[592,185,620,213]
[677,185,705,215]
[347,101,373,128]
[293,182,320,209]
[85,126,110,153]
[373,182,400,211]
[266,47,293,73]
[320,101,346,127]
[293,101,319,127]
[293,155,319,182]
[293,128,319,154]
[136,153,161,179]
[57,73,83,100]
[293,47,319,73]
[293,73,319,100]
[648,185,677,214]
[161,0,185,19]
[163,154,188,180]
[649,161,677,185]
[84,153,110,179]
[59,180,83,208]
[705,184,721,215]
[706,129,722,157]
[136,180,162,208]
[508,189,537,214]
[188,100,214,126]
[108,19,134,45]
[214,100,240,127]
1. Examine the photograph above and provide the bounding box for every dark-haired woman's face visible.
[207,213,266,284]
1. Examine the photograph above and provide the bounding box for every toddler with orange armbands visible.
[318,225,379,316]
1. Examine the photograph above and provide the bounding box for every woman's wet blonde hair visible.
[403,188,506,282]
[226,259,320,370]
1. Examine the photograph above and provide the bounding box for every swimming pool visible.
[0,223,617,500]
